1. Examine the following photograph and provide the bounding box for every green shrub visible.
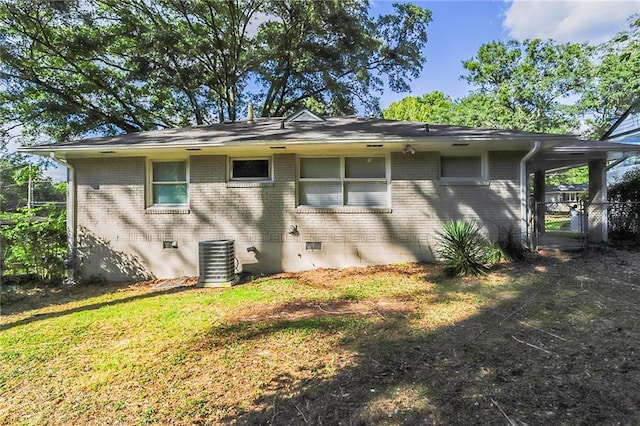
[484,243,506,265]
[1,206,67,280]
[496,224,526,261]
[608,168,640,241]
[437,220,497,277]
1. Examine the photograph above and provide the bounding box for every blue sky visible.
[371,0,639,108]
[372,0,511,104]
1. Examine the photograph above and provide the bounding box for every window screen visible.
[440,156,482,178]
[345,157,386,178]
[300,157,340,178]
[151,161,188,205]
[299,157,388,207]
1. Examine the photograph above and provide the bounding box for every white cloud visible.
[503,0,639,44]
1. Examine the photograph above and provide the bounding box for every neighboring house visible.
[602,100,640,145]
[602,99,640,184]
[607,156,640,184]
[20,109,639,282]
[545,183,588,212]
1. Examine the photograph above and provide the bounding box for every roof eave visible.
[18,133,579,157]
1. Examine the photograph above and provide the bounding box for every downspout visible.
[49,152,78,284]
[520,141,542,249]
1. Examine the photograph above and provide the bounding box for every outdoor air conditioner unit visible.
[198,239,236,287]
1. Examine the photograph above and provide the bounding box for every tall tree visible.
[580,15,640,138]
[105,0,263,123]
[1,0,432,143]
[256,1,431,117]
[382,91,455,123]
[383,39,594,134]
[461,39,593,134]
[0,0,171,141]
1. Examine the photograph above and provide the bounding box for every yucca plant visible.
[437,220,491,276]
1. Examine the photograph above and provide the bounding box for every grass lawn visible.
[1,249,640,425]
[544,215,584,239]
[545,215,570,231]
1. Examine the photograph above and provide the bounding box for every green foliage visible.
[607,168,640,241]
[256,1,431,117]
[2,150,67,278]
[484,243,506,266]
[545,166,589,187]
[382,91,455,123]
[609,168,640,202]
[460,39,592,133]
[437,220,499,277]
[1,0,432,141]
[579,15,640,138]
[1,206,67,280]
[383,16,639,141]
[1,153,66,212]
[451,93,503,128]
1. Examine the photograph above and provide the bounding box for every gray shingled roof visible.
[28,116,581,149]
[21,116,640,173]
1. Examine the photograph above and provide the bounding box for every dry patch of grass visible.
[1,249,640,425]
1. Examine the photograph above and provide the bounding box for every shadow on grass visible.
[0,283,196,330]
[190,254,639,425]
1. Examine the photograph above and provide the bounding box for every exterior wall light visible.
[402,145,416,155]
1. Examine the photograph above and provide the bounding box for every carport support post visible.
[534,171,546,243]
[588,159,607,244]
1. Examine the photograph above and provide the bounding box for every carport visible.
[525,100,640,249]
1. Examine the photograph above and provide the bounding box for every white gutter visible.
[49,152,78,284]
[520,141,542,248]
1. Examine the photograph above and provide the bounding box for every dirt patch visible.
[270,262,436,288]
[240,299,416,323]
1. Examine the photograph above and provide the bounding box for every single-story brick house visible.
[21,109,639,283]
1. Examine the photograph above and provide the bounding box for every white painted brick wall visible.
[72,151,525,281]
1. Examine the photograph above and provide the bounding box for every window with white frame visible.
[149,160,188,206]
[230,158,271,180]
[439,155,485,180]
[299,156,389,207]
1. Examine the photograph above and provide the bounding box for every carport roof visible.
[528,139,640,172]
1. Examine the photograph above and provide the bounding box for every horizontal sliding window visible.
[150,160,188,206]
[299,156,389,207]
[440,155,484,180]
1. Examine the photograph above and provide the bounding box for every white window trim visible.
[229,157,273,181]
[297,155,391,208]
[146,158,190,209]
[438,153,488,182]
